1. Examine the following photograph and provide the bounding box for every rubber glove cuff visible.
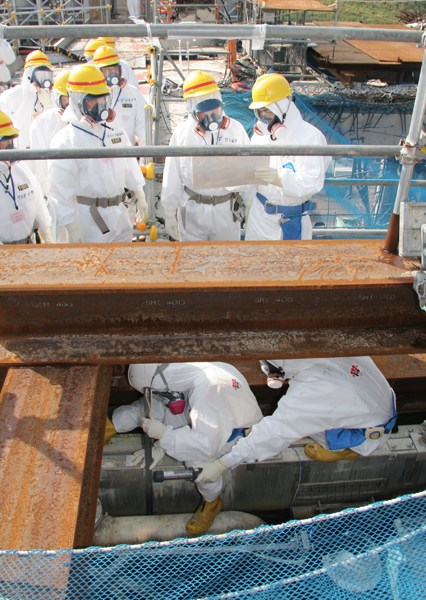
[142,417,167,440]
[254,167,282,188]
[194,455,231,484]
[39,227,53,243]
[164,208,179,241]
[135,188,148,224]
[65,221,85,243]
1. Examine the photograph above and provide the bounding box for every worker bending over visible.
[111,362,262,535]
[161,71,252,241]
[245,73,331,241]
[48,64,147,244]
[0,110,52,245]
[29,70,70,242]
[93,45,145,146]
[195,357,397,484]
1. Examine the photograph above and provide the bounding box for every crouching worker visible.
[111,362,262,535]
[195,357,397,484]
[0,111,52,245]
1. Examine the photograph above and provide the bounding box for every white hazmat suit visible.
[111,81,145,146]
[113,362,263,501]
[246,99,331,241]
[120,60,139,90]
[48,107,145,243]
[0,159,51,243]
[0,67,52,149]
[222,357,396,470]
[161,101,251,241]
[0,39,16,85]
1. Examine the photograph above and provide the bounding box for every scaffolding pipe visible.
[2,24,423,43]
[144,105,155,224]
[325,179,426,187]
[1,144,402,161]
[154,47,164,150]
[385,37,426,253]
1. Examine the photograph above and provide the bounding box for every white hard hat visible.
[128,363,162,392]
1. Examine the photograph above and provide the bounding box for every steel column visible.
[0,365,112,550]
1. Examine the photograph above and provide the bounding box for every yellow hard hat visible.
[97,37,116,48]
[67,64,111,95]
[24,50,52,69]
[53,70,70,96]
[249,73,293,110]
[84,39,105,57]
[93,45,120,69]
[0,110,19,139]
[183,71,220,99]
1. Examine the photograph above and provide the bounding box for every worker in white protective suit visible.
[244,73,331,241]
[48,64,147,244]
[161,71,251,242]
[93,45,145,146]
[0,110,52,245]
[0,50,53,149]
[111,362,262,535]
[195,357,397,485]
[95,38,140,89]
[83,39,105,63]
[29,70,70,242]
[0,31,16,91]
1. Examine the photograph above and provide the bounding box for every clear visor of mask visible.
[31,67,53,89]
[0,137,16,150]
[193,98,224,132]
[101,64,122,87]
[83,93,112,122]
[254,107,277,125]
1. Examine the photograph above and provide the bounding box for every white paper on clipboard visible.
[191,154,270,190]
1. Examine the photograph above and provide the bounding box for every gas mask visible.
[260,360,286,389]
[150,364,186,415]
[254,107,281,133]
[101,64,124,87]
[31,67,53,90]
[82,93,112,123]
[192,98,224,132]
[0,138,15,151]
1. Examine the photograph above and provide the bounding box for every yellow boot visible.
[104,417,117,445]
[304,443,360,462]
[186,496,223,535]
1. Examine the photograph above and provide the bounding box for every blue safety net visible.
[221,89,426,235]
[1,490,425,599]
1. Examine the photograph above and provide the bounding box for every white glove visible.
[66,221,85,243]
[150,446,166,470]
[244,198,252,227]
[194,455,231,484]
[254,167,282,188]
[135,188,148,225]
[131,445,166,469]
[142,417,167,440]
[38,88,53,109]
[164,209,179,241]
[39,227,53,243]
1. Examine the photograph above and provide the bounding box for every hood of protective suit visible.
[128,363,163,392]
[21,66,34,89]
[186,90,224,115]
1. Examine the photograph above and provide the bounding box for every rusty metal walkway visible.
[0,240,424,365]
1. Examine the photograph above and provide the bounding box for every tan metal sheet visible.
[313,21,423,63]
[312,39,382,65]
[262,0,334,11]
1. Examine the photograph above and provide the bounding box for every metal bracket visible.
[399,143,422,166]
[414,270,426,311]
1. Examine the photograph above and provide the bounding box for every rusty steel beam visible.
[0,365,112,550]
[0,240,424,364]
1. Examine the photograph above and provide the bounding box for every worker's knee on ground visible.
[104,417,117,445]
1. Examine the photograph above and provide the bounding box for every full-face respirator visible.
[192,98,224,132]
[260,360,286,389]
